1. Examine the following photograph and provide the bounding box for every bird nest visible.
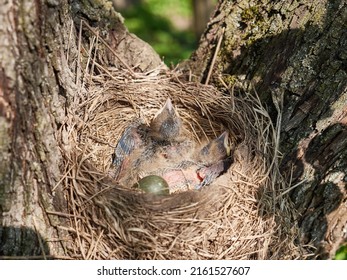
[57,59,305,259]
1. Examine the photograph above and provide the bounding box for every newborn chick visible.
[196,157,233,189]
[149,98,183,143]
[138,132,233,192]
[112,123,149,180]
[132,97,192,173]
[195,131,230,165]
[193,131,233,189]
[113,99,186,186]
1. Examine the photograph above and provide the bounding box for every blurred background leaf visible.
[334,244,347,260]
[112,0,216,65]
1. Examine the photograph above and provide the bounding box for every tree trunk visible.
[192,0,216,38]
[188,0,347,258]
[0,0,161,258]
[0,0,346,259]
[0,0,69,257]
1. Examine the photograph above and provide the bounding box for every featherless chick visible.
[193,131,233,189]
[111,122,150,181]
[112,98,233,193]
[149,98,183,143]
[195,131,230,165]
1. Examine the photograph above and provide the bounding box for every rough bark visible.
[0,0,161,258]
[0,0,69,257]
[1,0,346,259]
[188,0,347,258]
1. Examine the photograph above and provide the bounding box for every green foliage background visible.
[121,0,197,65]
[334,244,347,260]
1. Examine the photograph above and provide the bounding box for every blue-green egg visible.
[133,175,170,195]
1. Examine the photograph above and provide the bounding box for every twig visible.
[205,27,225,85]
[275,179,308,200]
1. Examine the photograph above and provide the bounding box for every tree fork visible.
[0,0,346,259]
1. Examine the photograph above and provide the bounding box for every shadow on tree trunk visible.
[0,226,51,259]
[208,0,347,258]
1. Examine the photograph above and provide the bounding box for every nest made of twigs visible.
[55,63,308,259]
[53,23,310,259]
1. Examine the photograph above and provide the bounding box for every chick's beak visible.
[163,98,174,113]
[198,131,230,164]
[217,131,230,156]
[153,98,174,119]
[150,98,182,141]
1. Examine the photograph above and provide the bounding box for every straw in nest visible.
[54,27,309,260]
